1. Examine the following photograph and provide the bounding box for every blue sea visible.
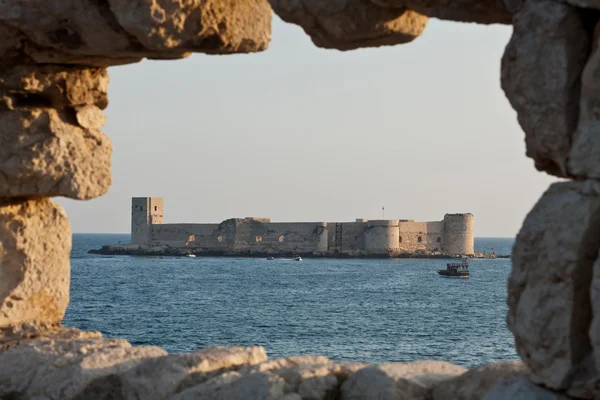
[64,235,517,368]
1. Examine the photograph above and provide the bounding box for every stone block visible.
[269,0,428,50]
[0,337,167,399]
[0,323,102,352]
[174,355,365,400]
[431,361,529,400]
[0,108,112,200]
[0,65,109,110]
[501,0,590,177]
[0,0,272,67]
[0,198,70,328]
[75,346,268,400]
[108,0,272,54]
[340,360,466,400]
[509,181,600,393]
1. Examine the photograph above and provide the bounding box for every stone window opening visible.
[418,236,422,243]
[154,206,157,211]
[399,236,403,243]
[437,237,441,243]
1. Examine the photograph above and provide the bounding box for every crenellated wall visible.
[129,197,474,257]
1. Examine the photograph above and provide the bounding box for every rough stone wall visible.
[133,199,469,256]
[151,223,221,249]
[426,221,445,253]
[398,221,429,253]
[327,222,367,255]
[365,220,400,254]
[150,220,329,254]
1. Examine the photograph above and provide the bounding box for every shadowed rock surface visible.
[269,0,429,50]
[501,0,591,178]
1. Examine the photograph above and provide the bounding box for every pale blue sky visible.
[58,16,557,237]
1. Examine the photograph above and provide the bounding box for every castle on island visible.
[93,197,475,258]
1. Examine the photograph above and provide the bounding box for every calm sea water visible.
[64,235,517,367]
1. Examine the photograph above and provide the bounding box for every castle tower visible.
[442,213,474,255]
[365,220,400,256]
[131,197,164,245]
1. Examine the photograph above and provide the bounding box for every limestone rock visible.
[174,355,365,400]
[509,181,600,392]
[431,361,529,400]
[0,337,166,400]
[108,0,272,54]
[176,371,288,400]
[0,323,102,352]
[369,0,513,24]
[269,0,428,50]
[482,377,575,400]
[0,65,109,110]
[0,108,112,199]
[75,346,267,400]
[501,0,590,177]
[340,360,466,400]
[0,199,70,329]
[172,356,350,400]
[0,0,272,67]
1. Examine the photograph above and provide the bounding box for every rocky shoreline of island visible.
[88,244,508,259]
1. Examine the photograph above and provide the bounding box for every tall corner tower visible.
[131,197,164,245]
[443,213,475,255]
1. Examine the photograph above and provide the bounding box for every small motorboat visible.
[266,256,275,260]
[293,256,302,262]
[437,259,469,278]
[187,254,196,258]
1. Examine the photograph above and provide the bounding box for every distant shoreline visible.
[88,245,509,259]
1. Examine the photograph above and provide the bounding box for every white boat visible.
[294,256,302,261]
[187,254,196,258]
[266,257,275,260]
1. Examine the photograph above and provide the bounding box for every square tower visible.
[131,197,164,245]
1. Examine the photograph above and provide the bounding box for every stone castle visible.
[125,197,475,257]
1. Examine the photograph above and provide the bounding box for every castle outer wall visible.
[129,197,474,257]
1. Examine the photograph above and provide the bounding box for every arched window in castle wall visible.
[418,236,422,243]
[437,237,441,243]
[399,236,403,243]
